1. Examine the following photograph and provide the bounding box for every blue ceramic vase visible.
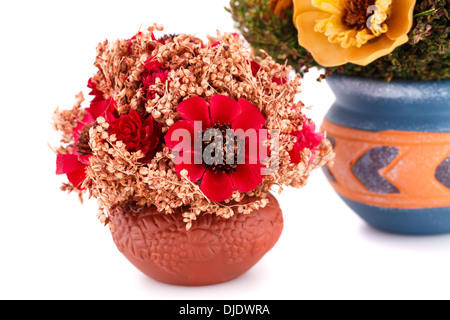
[322,75,450,235]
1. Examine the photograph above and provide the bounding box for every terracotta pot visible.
[110,193,283,286]
[322,75,450,235]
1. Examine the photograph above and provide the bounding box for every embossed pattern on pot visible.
[110,193,283,286]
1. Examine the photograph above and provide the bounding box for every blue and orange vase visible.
[322,75,450,235]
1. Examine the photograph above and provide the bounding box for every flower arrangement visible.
[53,24,334,230]
[229,0,449,81]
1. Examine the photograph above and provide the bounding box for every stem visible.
[414,8,438,18]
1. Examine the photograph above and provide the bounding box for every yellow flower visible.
[293,0,416,66]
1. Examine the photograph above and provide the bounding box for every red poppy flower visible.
[56,83,117,190]
[165,95,267,202]
[108,109,162,163]
[289,122,324,164]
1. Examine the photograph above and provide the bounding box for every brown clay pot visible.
[110,193,283,286]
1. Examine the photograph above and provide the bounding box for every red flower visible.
[56,82,117,189]
[108,109,162,163]
[72,97,117,145]
[87,78,104,103]
[56,153,90,189]
[72,79,117,145]
[142,58,170,100]
[165,95,267,202]
[289,122,324,164]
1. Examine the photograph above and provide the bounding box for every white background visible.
[1,0,450,300]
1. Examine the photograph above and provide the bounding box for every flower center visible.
[342,0,376,30]
[313,0,391,48]
[76,124,93,156]
[202,123,242,174]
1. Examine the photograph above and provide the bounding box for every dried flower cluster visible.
[53,24,334,230]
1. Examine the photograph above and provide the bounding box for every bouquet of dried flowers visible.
[229,0,449,81]
[53,24,334,230]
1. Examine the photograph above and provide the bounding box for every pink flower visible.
[289,122,324,164]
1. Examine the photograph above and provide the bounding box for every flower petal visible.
[200,169,234,202]
[311,0,345,16]
[232,99,265,132]
[209,95,241,126]
[78,154,92,166]
[229,163,264,193]
[250,61,261,77]
[295,11,349,67]
[243,130,270,163]
[174,151,206,182]
[289,122,324,163]
[177,96,211,127]
[165,120,199,152]
[87,78,104,102]
[288,143,303,164]
[293,0,320,15]
[345,35,409,66]
[66,166,88,189]
[56,154,85,175]
[315,15,369,48]
[385,0,415,40]
[89,98,116,120]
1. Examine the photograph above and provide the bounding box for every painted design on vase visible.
[436,156,450,189]
[351,146,400,194]
[322,75,450,235]
[322,119,450,209]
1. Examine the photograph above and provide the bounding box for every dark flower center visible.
[202,123,243,174]
[76,124,93,156]
[342,0,376,30]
